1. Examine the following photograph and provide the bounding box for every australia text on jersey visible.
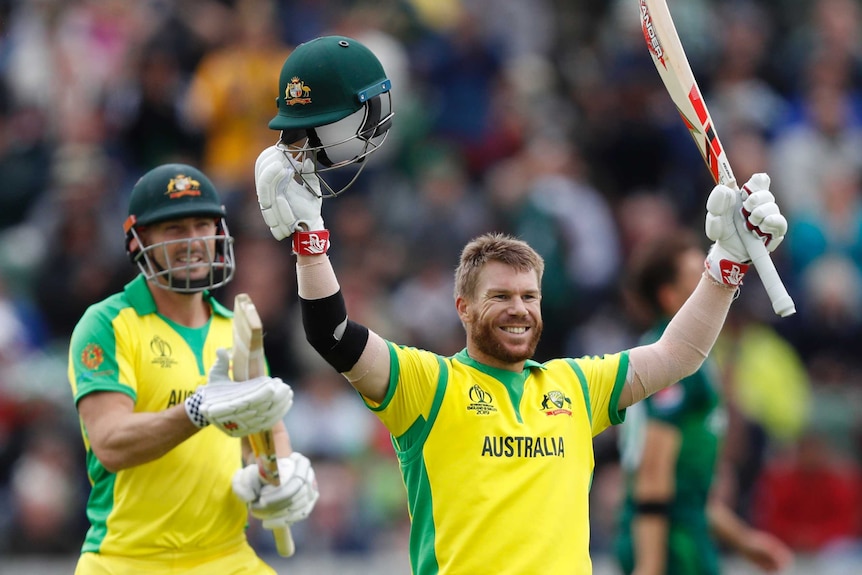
[481,435,565,458]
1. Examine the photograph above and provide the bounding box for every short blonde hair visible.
[454,233,544,300]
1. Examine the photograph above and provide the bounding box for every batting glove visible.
[704,173,787,286]
[232,452,320,528]
[256,146,325,241]
[184,348,294,437]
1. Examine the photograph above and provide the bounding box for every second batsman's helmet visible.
[269,35,394,196]
[124,164,235,293]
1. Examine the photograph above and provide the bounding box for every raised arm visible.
[296,253,391,402]
[256,145,391,403]
[621,174,788,410]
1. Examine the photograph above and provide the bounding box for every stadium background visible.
[0,0,861,572]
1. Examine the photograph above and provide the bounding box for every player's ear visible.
[455,296,471,323]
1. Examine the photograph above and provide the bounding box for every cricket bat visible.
[232,293,296,557]
[639,0,796,317]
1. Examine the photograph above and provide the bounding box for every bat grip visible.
[273,526,296,557]
[249,433,296,557]
[732,206,796,317]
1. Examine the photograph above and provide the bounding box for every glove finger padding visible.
[255,146,325,241]
[742,191,787,250]
[200,376,294,437]
[252,452,319,527]
[705,185,737,242]
[704,173,786,286]
[741,172,770,197]
[232,463,264,503]
[759,215,786,251]
[208,348,233,385]
[257,154,298,242]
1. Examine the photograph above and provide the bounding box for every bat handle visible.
[273,525,296,557]
[249,433,297,557]
[733,206,796,317]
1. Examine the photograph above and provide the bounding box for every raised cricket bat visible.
[639,0,796,317]
[232,293,296,557]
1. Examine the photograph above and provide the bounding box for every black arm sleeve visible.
[299,291,369,373]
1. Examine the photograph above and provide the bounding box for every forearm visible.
[88,404,199,472]
[633,515,669,575]
[296,254,339,299]
[295,253,390,401]
[708,499,752,550]
[631,422,679,574]
[624,274,735,407]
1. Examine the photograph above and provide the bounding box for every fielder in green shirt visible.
[615,232,792,575]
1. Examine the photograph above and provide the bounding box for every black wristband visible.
[634,500,671,516]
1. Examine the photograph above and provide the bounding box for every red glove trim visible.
[705,256,749,286]
[292,230,330,256]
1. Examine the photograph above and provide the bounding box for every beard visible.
[471,317,543,364]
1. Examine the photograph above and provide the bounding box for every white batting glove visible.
[255,146,324,241]
[184,348,294,437]
[232,452,320,529]
[704,173,787,286]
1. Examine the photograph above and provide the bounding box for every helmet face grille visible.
[267,36,395,198]
[129,219,236,293]
[276,93,394,197]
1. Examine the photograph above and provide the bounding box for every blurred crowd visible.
[1,0,862,568]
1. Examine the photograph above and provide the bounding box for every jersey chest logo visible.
[541,390,572,416]
[467,384,497,415]
[150,335,178,368]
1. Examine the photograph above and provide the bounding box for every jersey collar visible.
[454,348,545,375]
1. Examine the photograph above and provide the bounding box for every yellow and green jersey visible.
[615,320,726,575]
[67,275,247,559]
[365,343,628,575]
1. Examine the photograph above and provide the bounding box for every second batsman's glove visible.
[184,348,293,437]
[704,173,787,286]
[232,452,320,528]
[255,146,325,241]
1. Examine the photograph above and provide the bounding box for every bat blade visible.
[233,293,296,557]
[639,0,795,317]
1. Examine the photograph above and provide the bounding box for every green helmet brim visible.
[135,202,226,227]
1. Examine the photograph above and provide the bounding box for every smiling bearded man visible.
[252,33,789,575]
[458,250,544,367]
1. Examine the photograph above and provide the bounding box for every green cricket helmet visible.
[269,35,394,196]
[123,164,235,293]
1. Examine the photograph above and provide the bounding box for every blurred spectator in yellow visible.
[184,0,292,194]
